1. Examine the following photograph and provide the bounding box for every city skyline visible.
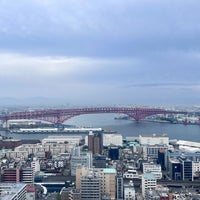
[0,0,200,106]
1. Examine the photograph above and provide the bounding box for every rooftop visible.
[143,173,156,180]
[140,134,168,137]
[103,168,116,174]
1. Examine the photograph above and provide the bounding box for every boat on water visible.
[114,115,130,120]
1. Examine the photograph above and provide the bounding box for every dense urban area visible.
[0,107,200,200]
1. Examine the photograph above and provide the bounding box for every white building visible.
[70,147,93,176]
[0,149,28,160]
[42,135,82,145]
[142,145,168,160]
[193,161,200,178]
[142,163,162,179]
[142,173,157,199]
[0,183,27,200]
[139,134,169,146]
[124,180,135,200]
[31,158,40,175]
[103,133,123,146]
[15,142,73,157]
[123,169,139,179]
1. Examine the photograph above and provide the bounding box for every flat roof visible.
[143,173,156,180]
[177,140,200,148]
[103,168,116,174]
[140,134,168,137]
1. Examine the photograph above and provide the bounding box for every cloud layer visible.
[0,0,200,106]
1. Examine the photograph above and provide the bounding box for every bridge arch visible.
[0,107,187,124]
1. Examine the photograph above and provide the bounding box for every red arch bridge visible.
[0,107,188,124]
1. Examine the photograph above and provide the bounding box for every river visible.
[1,114,199,142]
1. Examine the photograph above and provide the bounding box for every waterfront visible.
[0,114,200,142]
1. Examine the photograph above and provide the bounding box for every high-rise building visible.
[168,158,182,180]
[179,157,193,181]
[142,173,157,199]
[71,146,92,176]
[88,131,103,155]
[31,157,40,176]
[76,166,116,200]
[81,171,101,200]
[116,173,124,200]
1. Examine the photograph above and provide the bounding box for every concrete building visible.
[168,158,182,180]
[42,135,82,146]
[193,161,200,178]
[60,187,81,200]
[103,133,123,147]
[142,173,157,199]
[116,173,124,200]
[179,157,193,181]
[31,157,40,176]
[145,185,169,200]
[88,131,103,155]
[142,163,162,179]
[0,149,28,160]
[20,167,34,184]
[76,166,116,199]
[81,170,101,200]
[100,168,116,200]
[142,145,168,160]
[93,154,106,168]
[15,142,72,157]
[2,167,34,184]
[70,147,92,176]
[0,183,27,200]
[139,134,169,146]
[124,180,135,200]
[3,167,21,183]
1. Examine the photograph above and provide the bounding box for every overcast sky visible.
[0,0,200,106]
